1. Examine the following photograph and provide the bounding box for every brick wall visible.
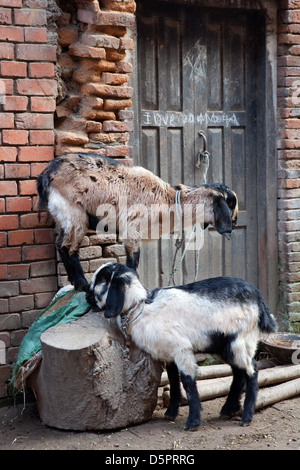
[55,0,135,160]
[277,0,300,332]
[1,0,299,400]
[0,0,58,398]
[0,0,137,399]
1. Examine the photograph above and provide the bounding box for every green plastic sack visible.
[11,289,91,386]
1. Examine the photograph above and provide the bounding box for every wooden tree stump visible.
[28,311,162,431]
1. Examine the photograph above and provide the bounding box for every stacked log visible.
[159,362,300,411]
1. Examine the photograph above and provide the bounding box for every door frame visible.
[131,0,278,315]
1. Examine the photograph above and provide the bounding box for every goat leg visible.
[180,371,202,431]
[58,246,89,292]
[124,243,140,271]
[220,366,245,419]
[164,362,182,421]
[241,361,258,426]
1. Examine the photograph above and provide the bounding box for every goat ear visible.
[213,196,232,240]
[104,278,126,318]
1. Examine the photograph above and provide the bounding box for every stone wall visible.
[277,0,300,332]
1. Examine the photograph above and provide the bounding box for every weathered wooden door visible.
[135,2,262,293]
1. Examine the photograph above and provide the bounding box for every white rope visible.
[169,190,201,285]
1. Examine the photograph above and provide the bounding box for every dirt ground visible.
[0,394,299,451]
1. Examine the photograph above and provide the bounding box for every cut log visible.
[28,311,162,431]
[255,378,300,410]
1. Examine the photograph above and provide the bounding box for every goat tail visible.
[36,172,50,221]
[257,292,277,333]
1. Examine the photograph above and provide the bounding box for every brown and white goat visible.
[37,153,238,291]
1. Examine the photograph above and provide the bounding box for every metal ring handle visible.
[198,130,207,152]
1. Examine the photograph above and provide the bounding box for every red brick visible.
[116,61,132,73]
[0,61,27,77]
[0,43,14,59]
[0,0,21,6]
[0,113,14,128]
[22,244,55,262]
[2,130,29,145]
[3,95,28,111]
[14,9,47,26]
[20,212,51,229]
[0,296,8,310]
[15,113,53,130]
[281,9,300,23]
[18,179,36,195]
[102,120,134,132]
[18,146,54,162]
[30,96,56,112]
[0,214,18,229]
[0,279,19,296]
[11,330,28,347]
[0,147,17,162]
[0,78,13,95]
[0,198,4,212]
[4,163,30,179]
[104,99,132,110]
[6,196,32,213]
[106,145,132,157]
[101,72,129,85]
[81,83,133,98]
[35,291,57,309]
[29,130,54,145]
[30,259,56,277]
[16,44,57,62]
[29,63,55,78]
[0,181,17,196]
[30,162,47,177]
[34,228,55,244]
[0,247,21,262]
[8,229,34,246]
[0,26,24,42]
[57,27,78,47]
[0,231,6,246]
[7,264,29,280]
[0,8,11,25]
[24,27,47,43]
[21,276,57,294]
[9,295,34,312]
[17,79,57,96]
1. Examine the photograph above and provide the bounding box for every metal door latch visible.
[196,131,210,183]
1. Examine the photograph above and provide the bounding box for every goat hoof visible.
[164,414,176,422]
[220,407,241,420]
[184,424,200,432]
[240,419,252,427]
[74,280,89,292]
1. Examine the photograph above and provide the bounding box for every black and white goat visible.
[87,262,277,430]
[36,153,238,292]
